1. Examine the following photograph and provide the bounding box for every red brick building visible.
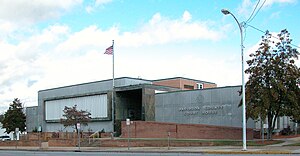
[153,77,217,90]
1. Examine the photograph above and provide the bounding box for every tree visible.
[60,105,91,132]
[1,98,26,134]
[244,29,300,140]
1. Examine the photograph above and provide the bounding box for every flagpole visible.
[112,40,115,133]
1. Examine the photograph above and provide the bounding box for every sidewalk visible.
[0,145,299,154]
[0,137,299,154]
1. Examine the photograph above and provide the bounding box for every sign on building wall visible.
[155,86,255,128]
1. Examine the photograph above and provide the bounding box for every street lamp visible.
[221,9,247,151]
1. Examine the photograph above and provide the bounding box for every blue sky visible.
[0,0,299,111]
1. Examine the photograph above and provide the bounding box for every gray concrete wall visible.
[142,88,155,121]
[26,106,39,132]
[155,86,255,128]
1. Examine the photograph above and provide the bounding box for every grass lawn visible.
[115,138,284,146]
[284,143,300,146]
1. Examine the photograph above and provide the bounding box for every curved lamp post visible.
[221,9,247,151]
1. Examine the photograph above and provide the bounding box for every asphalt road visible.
[0,151,295,156]
[0,151,199,156]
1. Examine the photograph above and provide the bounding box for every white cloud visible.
[0,20,17,38]
[264,0,296,7]
[0,0,81,41]
[238,0,296,18]
[117,54,242,87]
[15,25,69,61]
[57,11,224,50]
[118,12,223,47]
[0,11,225,111]
[55,25,119,53]
[0,24,70,109]
[0,0,82,24]
[149,13,162,25]
[95,0,113,6]
[182,11,192,23]
[238,0,253,17]
[85,0,113,14]
[85,5,94,14]
[270,11,281,19]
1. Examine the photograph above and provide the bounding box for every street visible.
[0,151,295,156]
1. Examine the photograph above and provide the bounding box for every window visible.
[197,83,204,89]
[45,94,108,121]
[184,84,194,90]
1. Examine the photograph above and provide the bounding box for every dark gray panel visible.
[155,86,254,128]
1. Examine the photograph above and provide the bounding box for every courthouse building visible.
[26,77,258,139]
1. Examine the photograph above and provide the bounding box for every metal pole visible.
[78,129,80,151]
[221,9,247,151]
[15,132,17,149]
[296,123,298,135]
[112,40,115,133]
[241,21,247,151]
[127,124,130,150]
[262,120,264,143]
[39,131,41,149]
[168,132,170,150]
[77,123,80,151]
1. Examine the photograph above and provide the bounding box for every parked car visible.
[0,135,11,141]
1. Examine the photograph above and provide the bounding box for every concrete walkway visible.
[0,137,300,154]
[268,136,300,146]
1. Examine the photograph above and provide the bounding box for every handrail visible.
[89,131,99,138]
[88,131,99,144]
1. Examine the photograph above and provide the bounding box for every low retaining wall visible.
[48,139,75,147]
[0,139,75,147]
[121,121,253,140]
[0,140,40,146]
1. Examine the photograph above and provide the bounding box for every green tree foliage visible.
[60,105,91,132]
[245,29,300,139]
[1,98,26,133]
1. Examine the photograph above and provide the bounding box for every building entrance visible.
[116,89,142,121]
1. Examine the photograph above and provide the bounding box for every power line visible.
[247,24,300,49]
[242,0,265,42]
[247,24,265,34]
[246,0,266,24]
[246,0,260,23]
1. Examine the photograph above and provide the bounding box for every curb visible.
[0,148,296,154]
[203,150,292,154]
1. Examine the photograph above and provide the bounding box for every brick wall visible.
[48,139,75,147]
[121,121,253,140]
[25,132,77,141]
[203,83,217,89]
[153,78,217,90]
[153,79,181,89]
[0,140,40,146]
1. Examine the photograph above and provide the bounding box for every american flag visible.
[104,46,113,55]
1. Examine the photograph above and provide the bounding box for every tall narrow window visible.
[197,83,203,89]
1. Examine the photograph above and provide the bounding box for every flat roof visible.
[38,76,217,92]
[152,77,216,84]
[155,85,241,95]
[38,77,152,92]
